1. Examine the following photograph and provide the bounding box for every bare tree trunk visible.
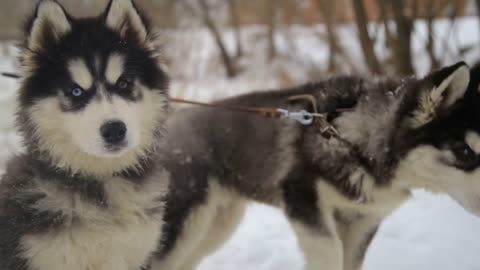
[425,0,439,71]
[476,0,480,37]
[317,0,341,72]
[378,0,394,68]
[228,0,243,58]
[267,0,278,61]
[352,0,383,74]
[196,0,237,78]
[390,0,415,75]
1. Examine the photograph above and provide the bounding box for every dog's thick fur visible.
[153,63,480,270]
[0,1,169,269]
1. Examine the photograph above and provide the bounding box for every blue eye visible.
[71,87,84,97]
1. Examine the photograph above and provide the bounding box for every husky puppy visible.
[0,0,169,269]
[153,62,480,270]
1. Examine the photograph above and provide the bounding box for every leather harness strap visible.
[171,96,340,138]
[170,97,285,119]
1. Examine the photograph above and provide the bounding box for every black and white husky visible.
[153,62,480,270]
[0,0,169,269]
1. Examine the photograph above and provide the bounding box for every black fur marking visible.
[282,165,326,230]
[429,61,467,88]
[30,158,108,206]
[106,74,144,102]
[156,156,210,258]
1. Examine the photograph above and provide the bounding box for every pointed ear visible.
[465,63,480,98]
[27,0,71,51]
[104,0,149,42]
[408,62,470,128]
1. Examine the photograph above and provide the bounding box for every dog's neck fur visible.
[334,78,414,184]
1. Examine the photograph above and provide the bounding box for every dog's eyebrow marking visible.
[466,131,480,154]
[105,54,124,84]
[68,59,93,90]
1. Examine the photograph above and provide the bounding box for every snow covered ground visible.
[200,191,480,270]
[1,18,480,270]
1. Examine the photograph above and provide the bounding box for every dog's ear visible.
[26,0,71,52]
[104,0,149,43]
[407,62,470,128]
[465,63,480,98]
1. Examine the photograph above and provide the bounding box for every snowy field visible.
[1,18,480,270]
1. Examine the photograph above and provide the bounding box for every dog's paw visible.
[346,167,374,203]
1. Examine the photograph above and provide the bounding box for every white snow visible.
[199,191,480,270]
[1,18,480,270]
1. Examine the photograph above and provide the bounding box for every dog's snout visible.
[100,121,127,144]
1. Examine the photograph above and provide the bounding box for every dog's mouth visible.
[105,142,127,150]
[102,141,130,156]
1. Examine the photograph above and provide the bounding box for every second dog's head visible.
[17,0,169,176]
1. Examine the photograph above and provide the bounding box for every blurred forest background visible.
[0,0,479,99]
[1,3,480,269]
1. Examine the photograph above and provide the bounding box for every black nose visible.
[100,121,127,144]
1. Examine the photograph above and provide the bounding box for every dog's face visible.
[393,63,480,216]
[18,0,169,175]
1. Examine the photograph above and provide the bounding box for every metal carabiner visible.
[276,109,314,125]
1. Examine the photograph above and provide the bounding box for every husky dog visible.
[0,0,169,269]
[153,62,480,270]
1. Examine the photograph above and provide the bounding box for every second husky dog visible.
[153,62,480,270]
[0,0,169,269]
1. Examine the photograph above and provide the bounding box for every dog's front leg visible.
[282,170,343,270]
[335,214,381,270]
[291,220,343,270]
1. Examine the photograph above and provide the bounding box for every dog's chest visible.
[21,178,163,270]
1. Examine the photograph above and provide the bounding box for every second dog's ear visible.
[26,0,71,52]
[407,62,470,128]
[104,0,149,43]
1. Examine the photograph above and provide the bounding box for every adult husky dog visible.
[153,62,480,270]
[0,0,169,269]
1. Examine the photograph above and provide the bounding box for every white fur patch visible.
[339,215,381,270]
[105,54,125,84]
[106,0,147,41]
[290,221,343,270]
[394,145,480,216]
[68,59,93,90]
[21,173,167,270]
[466,131,480,154]
[28,0,71,51]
